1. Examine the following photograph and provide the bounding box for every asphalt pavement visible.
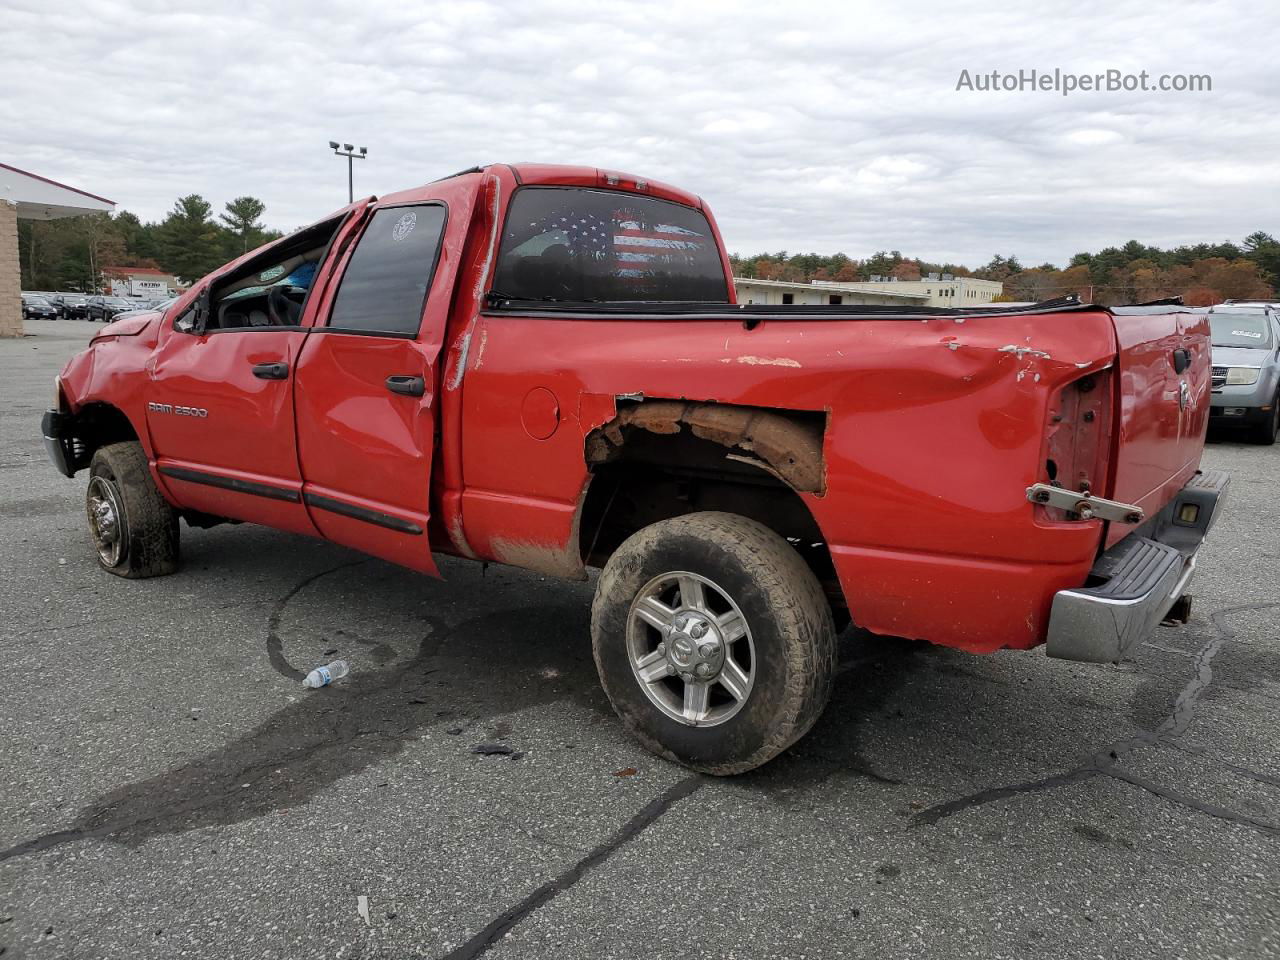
[1,317,1278,959]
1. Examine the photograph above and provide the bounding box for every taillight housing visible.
[1040,368,1114,521]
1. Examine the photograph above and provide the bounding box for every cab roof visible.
[420,163,703,209]
[502,163,702,208]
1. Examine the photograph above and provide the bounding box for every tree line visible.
[731,233,1280,305]
[21,193,1280,308]
[17,195,284,292]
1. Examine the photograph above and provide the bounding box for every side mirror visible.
[190,289,212,335]
[173,288,211,335]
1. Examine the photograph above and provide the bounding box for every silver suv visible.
[1209,304,1280,444]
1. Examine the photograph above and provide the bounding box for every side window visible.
[327,205,447,335]
[176,212,346,334]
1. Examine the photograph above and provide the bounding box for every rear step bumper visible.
[1046,470,1229,663]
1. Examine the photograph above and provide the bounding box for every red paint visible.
[520,387,560,440]
[150,327,318,536]
[1105,309,1211,547]
[51,163,1210,656]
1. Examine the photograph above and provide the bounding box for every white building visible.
[734,277,929,307]
[813,273,1003,307]
[102,266,181,299]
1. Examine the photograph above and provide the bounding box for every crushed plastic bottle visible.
[302,659,350,689]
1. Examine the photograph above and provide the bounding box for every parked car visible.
[1207,304,1280,443]
[51,294,90,319]
[85,296,138,322]
[109,297,177,322]
[21,294,58,320]
[40,162,1227,774]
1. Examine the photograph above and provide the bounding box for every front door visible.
[146,211,357,535]
[147,316,318,535]
[293,202,450,574]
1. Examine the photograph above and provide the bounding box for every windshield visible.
[494,187,729,302]
[1210,312,1274,349]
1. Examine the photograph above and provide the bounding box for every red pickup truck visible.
[42,163,1227,774]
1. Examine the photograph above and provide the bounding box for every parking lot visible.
[1,317,1278,959]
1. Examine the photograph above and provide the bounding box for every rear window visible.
[494,187,729,302]
[1210,312,1274,348]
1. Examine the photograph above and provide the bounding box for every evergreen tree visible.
[157,195,224,283]
[220,196,268,255]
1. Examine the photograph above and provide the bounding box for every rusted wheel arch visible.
[584,400,826,495]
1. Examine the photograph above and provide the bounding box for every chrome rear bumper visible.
[1046,470,1229,663]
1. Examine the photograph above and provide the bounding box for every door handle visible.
[252,361,289,380]
[386,375,426,397]
[1172,349,1190,374]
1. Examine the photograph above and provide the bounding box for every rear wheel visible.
[1253,396,1280,445]
[591,512,836,775]
[86,442,180,578]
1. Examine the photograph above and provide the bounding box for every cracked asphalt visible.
[2,317,1278,959]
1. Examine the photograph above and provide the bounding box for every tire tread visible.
[592,511,836,775]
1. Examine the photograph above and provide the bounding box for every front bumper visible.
[1210,380,1270,410]
[1046,469,1229,663]
[1210,403,1272,424]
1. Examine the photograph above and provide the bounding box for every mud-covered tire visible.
[86,441,179,578]
[591,512,836,775]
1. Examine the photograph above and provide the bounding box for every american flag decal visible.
[526,209,708,274]
[614,219,707,277]
[500,189,727,302]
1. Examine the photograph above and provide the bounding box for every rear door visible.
[147,210,362,534]
[292,202,451,574]
[1106,307,1209,546]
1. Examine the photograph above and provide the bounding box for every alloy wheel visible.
[626,570,755,727]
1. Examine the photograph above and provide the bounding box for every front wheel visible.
[87,441,180,578]
[591,512,836,775]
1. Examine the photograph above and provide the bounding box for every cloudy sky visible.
[2,0,1277,267]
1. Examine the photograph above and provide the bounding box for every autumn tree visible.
[1202,258,1272,300]
[1181,286,1220,307]
[1056,265,1093,300]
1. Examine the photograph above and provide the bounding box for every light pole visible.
[329,141,367,203]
